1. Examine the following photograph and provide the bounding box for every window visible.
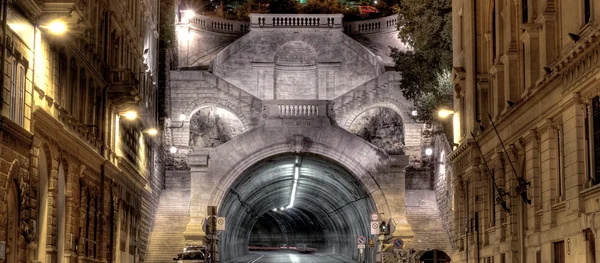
[554,241,565,263]
[489,170,496,227]
[585,0,591,24]
[522,0,528,23]
[9,61,25,126]
[556,124,565,200]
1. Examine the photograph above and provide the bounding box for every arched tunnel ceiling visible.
[219,154,377,260]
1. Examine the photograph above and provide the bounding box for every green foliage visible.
[269,0,300,13]
[160,0,176,48]
[392,0,452,123]
[300,0,344,14]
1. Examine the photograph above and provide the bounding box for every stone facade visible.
[451,1,600,262]
[151,12,453,263]
[0,0,164,262]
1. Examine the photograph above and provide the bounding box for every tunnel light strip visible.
[286,165,299,208]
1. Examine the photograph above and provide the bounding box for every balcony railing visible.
[250,14,343,29]
[188,15,250,35]
[263,100,329,118]
[342,15,398,35]
[108,68,141,108]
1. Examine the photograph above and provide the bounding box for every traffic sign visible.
[358,244,366,249]
[216,217,226,231]
[370,221,380,235]
[370,213,380,221]
[357,236,366,245]
[394,239,404,249]
[369,237,375,248]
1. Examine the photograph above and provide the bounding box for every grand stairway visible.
[405,190,453,253]
[145,172,191,263]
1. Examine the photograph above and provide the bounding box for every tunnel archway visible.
[218,153,378,261]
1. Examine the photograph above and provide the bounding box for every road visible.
[229,251,358,263]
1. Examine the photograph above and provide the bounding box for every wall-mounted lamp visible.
[425,148,433,156]
[122,110,138,120]
[438,109,454,118]
[145,128,158,136]
[43,20,67,35]
[169,146,178,154]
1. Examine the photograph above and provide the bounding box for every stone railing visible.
[263,100,329,118]
[250,14,343,29]
[342,15,398,35]
[188,15,250,35]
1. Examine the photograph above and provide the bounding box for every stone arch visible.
[5,176,19,262]
[342,99,413,129]
[56,157,69,263]
[208,142,392,218]
[274,41,318,67]
[183,97,250,130]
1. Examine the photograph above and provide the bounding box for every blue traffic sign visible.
[357,236,366,245]
[394,239,404,249]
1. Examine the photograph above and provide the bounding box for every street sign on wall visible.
[394,239,404,249]
[216,217,226,231]
[370,213,380,221]
[370,221,380,235]
[357,236,366,245]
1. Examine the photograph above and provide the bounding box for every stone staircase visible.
[145,172,191,263]
[405,190,452,253]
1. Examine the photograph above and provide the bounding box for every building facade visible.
[451,0,600,262]
[0,0,163,262]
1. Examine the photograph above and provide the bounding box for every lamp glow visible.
[146,128,158,136]
[425,148,433,156]
[47,21,67,35]
[411,110,418,116]
[123,111,138,120]
[438,109,455,118]
[169,146,178,154]
[179,114,187,121]
[272,208,278,212]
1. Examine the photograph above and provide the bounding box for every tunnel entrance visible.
[218,153,377,261]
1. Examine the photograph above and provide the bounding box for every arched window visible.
[57,162,67,262]
[37,148,50,260]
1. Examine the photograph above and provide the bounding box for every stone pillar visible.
[183,151,210,246]
[501,51,519,113]
[377,155,414,241]
[537,4,557,73]
[520,25,540,96]
[490,62,505,118]
[561,93,586,214]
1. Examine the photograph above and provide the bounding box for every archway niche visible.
[218,153,377,262]
[36,146,50,261]
[348,107,405,154]
[188,106,245,148]
[6,180,19,262]
[57,162,66,262]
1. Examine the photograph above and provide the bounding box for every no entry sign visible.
[357,236,366,245]
[394,239,404,249]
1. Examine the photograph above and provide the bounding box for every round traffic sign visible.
[217,218,225,226]
[394,239,404,249]
[371,222,379,229]
[357,236,366,245]
[370,213,380,221]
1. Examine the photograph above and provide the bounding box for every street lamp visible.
[438,109,454,118]
[46,20,67,35]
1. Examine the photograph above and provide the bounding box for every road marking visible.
[248,254,264,263]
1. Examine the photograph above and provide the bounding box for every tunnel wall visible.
[183,119,414,261]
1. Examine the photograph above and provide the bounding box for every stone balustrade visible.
[250,14,344,29]
[183,13,398,36]
[264,100,329,118]
[342,15,398,35]
[188,15,250,35]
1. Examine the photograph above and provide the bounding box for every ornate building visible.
[451,0,600,262]
[0,0,162,262]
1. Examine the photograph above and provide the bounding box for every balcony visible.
[108,68,141,110]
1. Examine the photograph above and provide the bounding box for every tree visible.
[391,0,452,123]
[300,0,343,14]
[269,0,300,14]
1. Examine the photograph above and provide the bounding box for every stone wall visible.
[430,125,456,252]
[209,29,383,100]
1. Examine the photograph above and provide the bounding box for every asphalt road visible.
[229,251,358,263]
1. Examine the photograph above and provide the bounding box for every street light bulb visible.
[146,128,158,136]
[438,109,455,118]
[425,148,433,156]
[179,114,186,121]
[411,110,418,116]
[169,146,178,154]
[123,111,138,120]
[48,21,67,35]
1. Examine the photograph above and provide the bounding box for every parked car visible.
[173,246,210,263]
